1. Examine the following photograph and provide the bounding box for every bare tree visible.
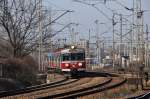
[0,0,53,57]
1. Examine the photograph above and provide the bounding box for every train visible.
[47,46,86,76]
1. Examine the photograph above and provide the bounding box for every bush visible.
[4,56,38,86]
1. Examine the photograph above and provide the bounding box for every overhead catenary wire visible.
[73,0,112,21]
[43,10,74,29]
[74,0,134,41]
[114,0,132,11]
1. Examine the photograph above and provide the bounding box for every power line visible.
[43,10,74,28]
[73,0,112,20]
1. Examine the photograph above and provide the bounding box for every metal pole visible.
[130,0,135,65]
[145,24,148,69]
[112,13,115,69]
[88,29,91,69]
[38,0,43,72]
[120,14,123,68]
[95,20,99,67]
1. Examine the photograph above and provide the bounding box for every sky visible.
[44,0,150,44]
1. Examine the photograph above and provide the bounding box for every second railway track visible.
[0,72,126,99]
[40,74,126,99]
[0,74,78,98]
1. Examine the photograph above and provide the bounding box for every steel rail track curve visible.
[39,74,126,99]
[0,76,79,98]
[38,74,111,99]
[127,91,150,99]
[64,77,126,99]
[0,72,122,99]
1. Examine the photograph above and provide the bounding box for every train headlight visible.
[71,45,75,49]
[73,65,76,67]
[78,63,82,66]
[65,63,69,67]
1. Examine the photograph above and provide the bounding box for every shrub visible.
[4,56,38,86]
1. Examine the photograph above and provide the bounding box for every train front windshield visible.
[71,53,85,60]
[62,53,85,61]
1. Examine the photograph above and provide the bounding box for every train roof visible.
[48,47,85,56]
[61,49,70,53]
[61,48,85,54]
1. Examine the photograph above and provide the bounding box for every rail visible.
[127,91,150,99]
[0,76,70,98]
[39,72,126,99]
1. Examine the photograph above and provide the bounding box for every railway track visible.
[0,75,79,98]
[40,76,126,99]
[28,76,100,99]
[127,91,150,99]
[78,77,126,99]
[0,72,124,99]
[0,72,100,99]
[37,76,109,98]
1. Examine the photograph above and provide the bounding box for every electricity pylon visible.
[134,0,144,64]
